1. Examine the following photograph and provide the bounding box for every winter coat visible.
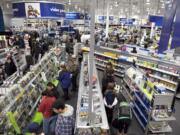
[58,71,71,89]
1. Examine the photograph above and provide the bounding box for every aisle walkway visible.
[58,70,180,135]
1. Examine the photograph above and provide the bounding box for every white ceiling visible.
[0,0,166,18]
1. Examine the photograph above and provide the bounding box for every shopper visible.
[112,101,132,135]
[58,63,72,100]
[131,47,137,53]
[102,62,115,95]
[42,82,60,99]
[103,83,118,123]
[24,33,33,69]
[68,55,78,92]
[52,99,75,135]
[38,89,56,119]
[5,56,17,76]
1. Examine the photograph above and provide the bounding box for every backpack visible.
[43,115,58,135]
[118,102,132,120]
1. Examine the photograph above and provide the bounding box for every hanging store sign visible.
[158,0,177,53]
[98,16,114,23]
[12,2,26,18]
[119,18,135,25]
[13,2,65,18]
[65,12,84,20]
[149,15,164,27]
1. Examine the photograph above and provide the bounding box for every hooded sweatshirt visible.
[55,104,75,135]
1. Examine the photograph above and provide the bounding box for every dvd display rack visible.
[0,49,61,134]
[76,55,109,134]
[81,46,180,96]
[123,66,176,134]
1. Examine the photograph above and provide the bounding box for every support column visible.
[105,0,109,38]
[88,0,96,124]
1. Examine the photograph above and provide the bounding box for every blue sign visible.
[98,16,114,21]
[65,12,84,20]
[119,18,134,25]
[40,3,65,18]
[158,0,177,53]
[149,15,164,27]
[13,2,65,18]
[0,7,4,32]
[12,2,26,17]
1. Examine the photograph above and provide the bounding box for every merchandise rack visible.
[81,46,180,96]
[122,66,176,135]
[0,49,62,134]
[75,55,109,134]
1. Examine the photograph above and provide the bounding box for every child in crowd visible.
[52,99,75,135]
[38,89,56,119]
[58,63,72,100]
[42,82,60,99]
[112,101,132,135]
[103,82,118,124]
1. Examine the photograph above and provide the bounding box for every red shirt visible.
[38,96,56,119]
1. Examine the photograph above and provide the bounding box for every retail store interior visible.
[0,0,180,135]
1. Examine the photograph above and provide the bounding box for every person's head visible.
[24,34,29,40]
[107,82,115,90]
[52,99,65,114]
[60,62,67,71]
[106,62,113,70]
[132,47,137,52]
[47,82,55,91]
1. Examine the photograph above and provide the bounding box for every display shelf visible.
[134,92,149,111]
[76,56,109,133]
[122,85,133,101]
[149,74,177,85]
[95,63,124,77]
[152,114,176,122]
[122,66,176,134]
[0,48,63,134]
[132,108,146,130]
[149,122,172,133]
[137,63,179,77]
[154,83,176,92]
[28,95,41,116]
[133,102,148,122]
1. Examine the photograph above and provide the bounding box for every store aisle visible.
[60,69,180,135]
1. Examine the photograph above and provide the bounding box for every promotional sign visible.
[12,2,26,17]
[65,12,84,20]
[40,3,65,18]
[158,0,177,53]
[119,18,135,25]
[171,0,180,49]
[149,15,164,27]
[25,3,41,18]
[13,2,65,18]
[98,16,114,23]
[0,7,5,32]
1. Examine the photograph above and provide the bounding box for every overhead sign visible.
[65,12,84,20]
[40,3,65,18]
[98,16,114,24]
[119,18,135,25]
[13,2,65,18]
[149,15,164,27]
[12,2,26,17]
